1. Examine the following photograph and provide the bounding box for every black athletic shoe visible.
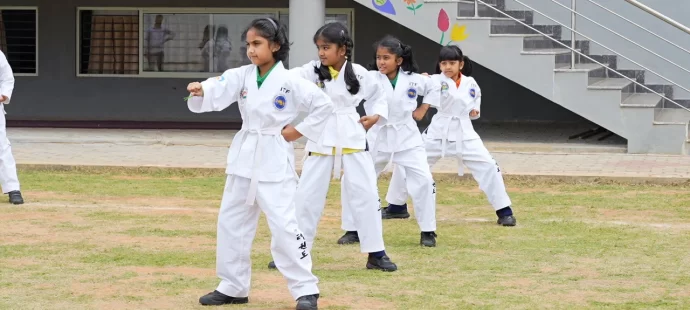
[8,191,23,205]
[497,215,517,226]
[268,261,277,269]
[295,294,319,310]
[420,231,437,247]
[199,290,248,306]
[366,255,398,272]
[381,204,411,219]
[337,231,359,244]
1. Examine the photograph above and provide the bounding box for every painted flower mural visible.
[437,9,469,45]
[373,0,396,15]
[448,24,469,45]
[404,0,423,15]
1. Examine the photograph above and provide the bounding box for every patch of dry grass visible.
[1,166,689,309]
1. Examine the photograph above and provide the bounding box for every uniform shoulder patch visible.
[274,95,287,110]
[407,87,417,99]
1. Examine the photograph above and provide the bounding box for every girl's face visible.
[315,37,346,67]
[375,46,402,76]
[439,60,464,79]
[245,28,279,67]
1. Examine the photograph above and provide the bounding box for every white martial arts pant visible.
[386,138,511,211]
[216,173,319,300]
[342,146,437,232]
[0,105,19,193]
[288,151,385,254]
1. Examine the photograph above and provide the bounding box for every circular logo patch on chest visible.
[407,88,417,99]
[469,88,476,98]
[274,95,287,110]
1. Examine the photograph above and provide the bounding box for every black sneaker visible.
[268,260,277,269]
[337,231,359,244]
[8,191,23,205]
[497,215,517,226]
[295,294,319,310]
[366,255,397,272]
[381,204,410,219]
[199,290,248,306]
[420,231,437,247]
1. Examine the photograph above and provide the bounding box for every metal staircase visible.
[355,0,690,154]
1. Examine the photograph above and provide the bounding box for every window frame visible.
[75,7,354,78]
[0,6,39,76]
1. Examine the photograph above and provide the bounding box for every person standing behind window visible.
[146,15,174,72]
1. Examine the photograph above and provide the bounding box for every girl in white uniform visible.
[0,50,23,205]
[187,17,331,310]
[339,36,439,247]
[268,22,398,272]
[385,46,517,227]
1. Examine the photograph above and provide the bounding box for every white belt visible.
[235,126,285,206]
[436,112,464,159]
[369,120,417,166]
[330,106,359,180]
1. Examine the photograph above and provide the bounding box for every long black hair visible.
[434,45,473,76]
[242,17,290,62]
[312,22,360,95]
[367,35,418,75]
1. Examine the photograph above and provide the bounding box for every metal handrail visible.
[550,0,690,76]
[625,0,690,35]
[584,0,690,56]
[509,0,690,98]
[473,0,690,112]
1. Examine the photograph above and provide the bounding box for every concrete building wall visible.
[0,0,586,126]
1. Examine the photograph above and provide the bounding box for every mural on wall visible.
[373,0,397,15]
[437,9,469,45]
[403,0,424,15]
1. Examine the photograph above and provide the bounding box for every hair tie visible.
[265,18,278,30]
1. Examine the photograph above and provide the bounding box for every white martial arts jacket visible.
[290,60,388,179]
[188,61,333,205]
[0,51,15,109]
[424,74,482,157]
[366,69,438,160]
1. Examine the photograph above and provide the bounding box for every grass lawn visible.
[1,166,689,309]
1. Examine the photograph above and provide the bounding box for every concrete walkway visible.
[8,128,690,179]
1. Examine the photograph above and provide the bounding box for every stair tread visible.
[490,33,547,37]
[655,108,690,124]
[620,93,663,107]
[555,63,608,71]
[522,48,572,55]
[588,78,632,89]
[457,0,497,5]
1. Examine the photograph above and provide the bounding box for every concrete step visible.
[654,108,690,124]
[620,93,663,108]
[588,78,633,90]
[523,48,579,68]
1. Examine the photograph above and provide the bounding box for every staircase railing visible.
[472,0,690,112]
[624,0,690,35]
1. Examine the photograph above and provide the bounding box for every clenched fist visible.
[359,115,380,130]
[187,82,204,97]
[281,124,302,142]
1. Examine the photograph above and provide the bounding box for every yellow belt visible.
[310,147,363,156]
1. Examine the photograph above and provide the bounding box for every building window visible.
[0,8,38,75]
[77,8,353,77]
[142,12,275,74]
[78,10,139,75]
